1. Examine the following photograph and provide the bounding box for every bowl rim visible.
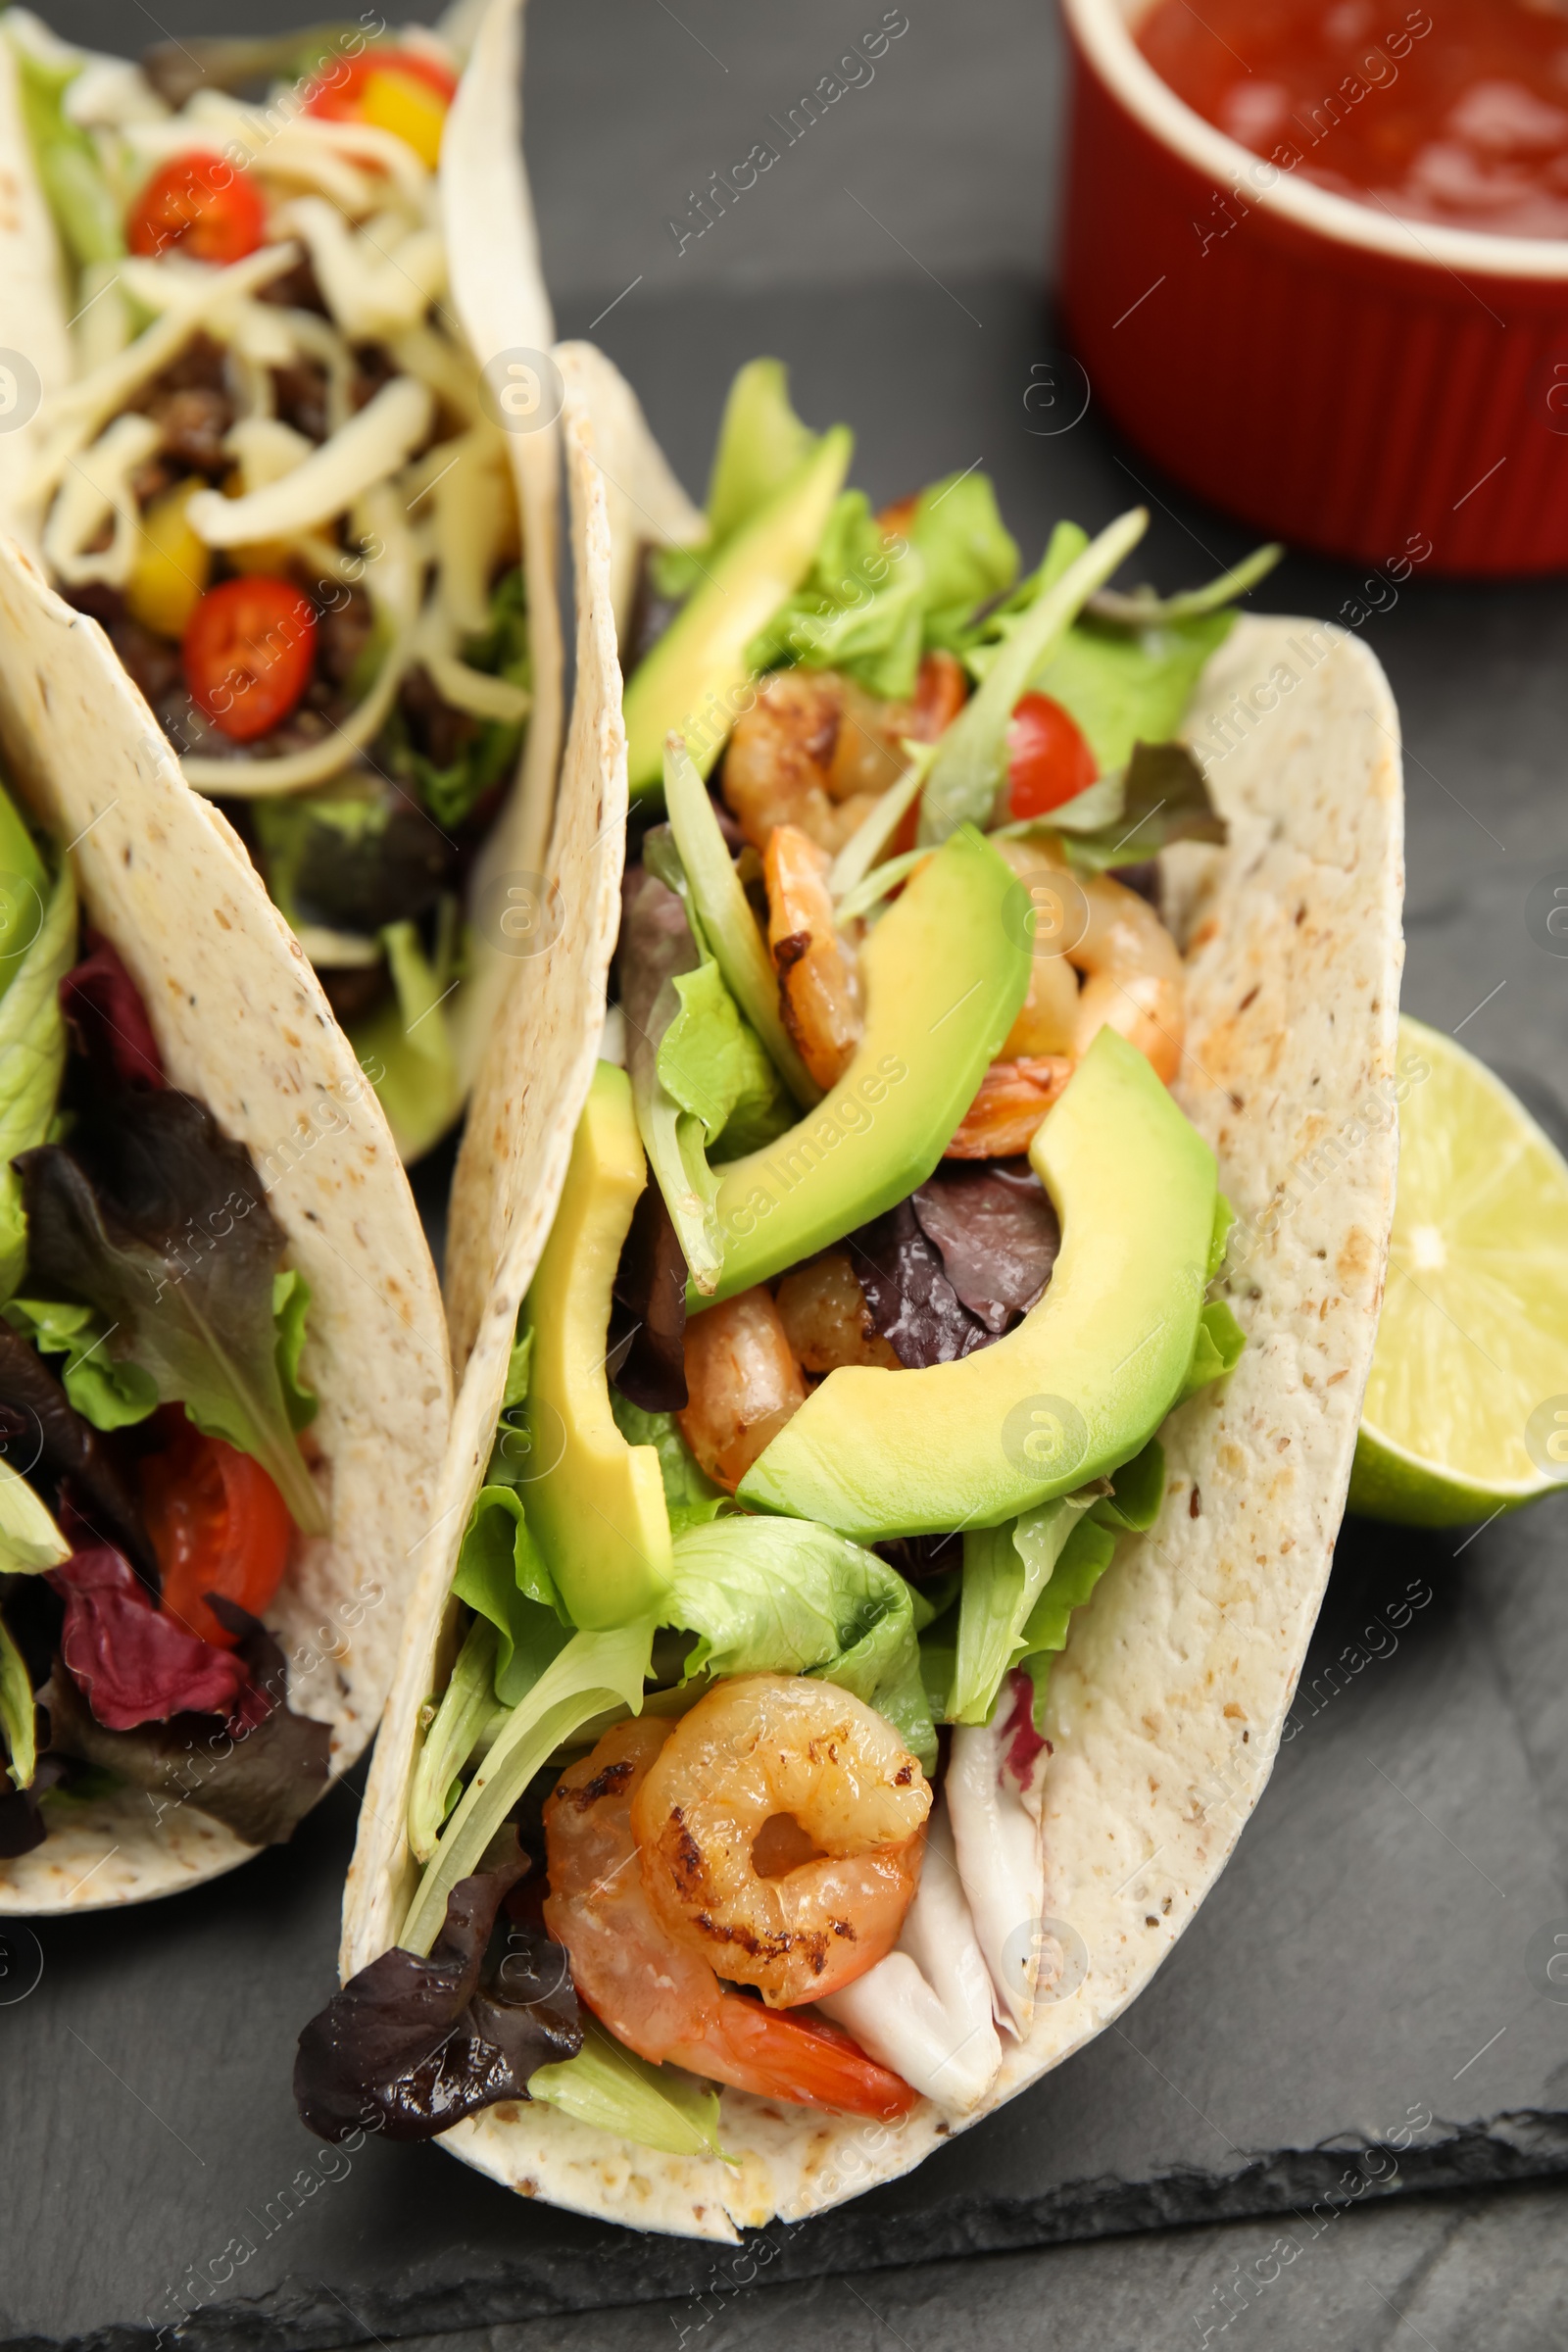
[1062,0,1568,285]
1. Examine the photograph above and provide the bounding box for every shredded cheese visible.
[186,376,433,546]
[42,413,161,588]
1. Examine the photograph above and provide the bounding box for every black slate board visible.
[6,274,1568,2351]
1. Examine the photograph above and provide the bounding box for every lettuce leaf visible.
[401,1620,658,1956]
[272,1269,318,1431]
[3,1296,158,1430]
[746,474,1018,702]
[0,1607,37,1790]
[349,916,465,1165]
[948,1493,1095,1726]
[14,46,123,270]
[406,1614,501,1863]
[1178,1298,1247,1403]
[1015,740,1224,872]
[666,1517,936,1768]
[17,1090,326,1535]
[1030,613,1235,777]
[451,1485,571,1705]
[1018,1515,1118,1727]
[610,1394,728,1534]
[657,958,792,1161]
[528,2014,732,2162]
[0,849,77,1304]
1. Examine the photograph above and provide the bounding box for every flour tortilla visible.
[343,365,1405,2230]
[0,0,563,1121]
[0,537,451,1912]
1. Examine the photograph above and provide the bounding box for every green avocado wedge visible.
[522,1064,673,1628]
[622,425,853,799]
[692,826,1030,1308]
[738,1029,1216,1539]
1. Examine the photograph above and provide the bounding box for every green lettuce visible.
[272,1269,318,1431]
[350,915,464,1165]
[452,1485,571,1704]
[20,1093,327,1535]
[401,1619,657,1955]
[0,844,76,1304]
[920,511,1151,842]
[665,1517,936,1768]
[747,473,1018,702]
[1004,740,1224,871]
[947,1494,1095,1726]
[14,45,123,270]
[1178,1298,1247,1403]
[1017,1514,1119,1727]
[4,1296,158,1430]
[657,958,792,1161]
[406,1615,499,1863]
[528,2015,731,2162]
[0,1608,36,1792]
[1029,613,1235,777]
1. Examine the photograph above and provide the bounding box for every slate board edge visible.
[19,2111,1568,2352]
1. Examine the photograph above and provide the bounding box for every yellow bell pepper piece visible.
[124,478,212,640]
[360,68,448,168]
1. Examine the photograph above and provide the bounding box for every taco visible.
[0,0,560,1162]
[0,534,449,1910]
[299,355,1404,2233]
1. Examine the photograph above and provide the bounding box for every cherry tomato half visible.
[1005,692,1097,819]
[141,1417,292,1651]
[126,150,267,266]
[182,575,318,743]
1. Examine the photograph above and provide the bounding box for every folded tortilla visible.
[0,536,451,1912]
[341,352,1404,2232]
[0,0,564,1143]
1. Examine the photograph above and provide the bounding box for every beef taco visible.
[300,353,1404,2233]
[0,0,560,1162]
[0,534,449,1909]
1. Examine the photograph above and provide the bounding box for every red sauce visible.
[1137,0,1568,239]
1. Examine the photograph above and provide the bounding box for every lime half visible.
[1350,1015,1568,1527]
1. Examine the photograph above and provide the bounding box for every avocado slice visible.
[522,1063,673,1627]
[622,424,853,799]
[694,826,1030,1307]
[738,1029,1216,1538]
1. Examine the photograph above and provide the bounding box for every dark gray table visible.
[13,7,1568,2349]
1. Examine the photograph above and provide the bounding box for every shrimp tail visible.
[680,1995,921,2120]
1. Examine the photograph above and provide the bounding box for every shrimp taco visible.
[0,0,560,1162]
[297,355,1404,2235]
[0,535,449,1911]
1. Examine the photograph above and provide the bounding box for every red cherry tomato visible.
[1005,692,1098,818]
[126,150,267,265]
[141,1417,292,1651]
[182,576,318,743]
[304,47,458,119]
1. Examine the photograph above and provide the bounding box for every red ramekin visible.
[1059,0,1568,575]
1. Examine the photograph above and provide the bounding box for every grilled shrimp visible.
[953,840,1186,1153]
[543,1717,921,2119]
[721,657,968,856]
[947,1055,1072,1157]
[765,823,862,1091]
[776,1250,901,1372]
[998,837,1185,1081]
[679,1286,807,1491]
[632,1675,931,2006]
